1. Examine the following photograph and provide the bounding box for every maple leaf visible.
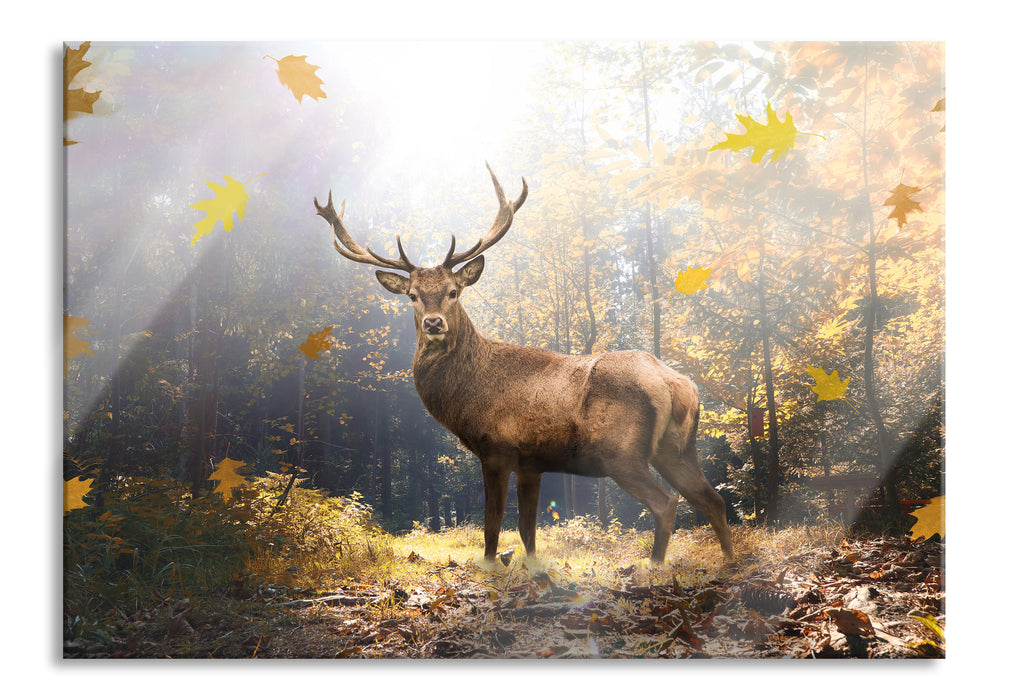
[300,325,335,359]
[189,173,266,246]
[908,495,944,541]
[710,103,823,164]
[674,266,712,295]
[64,476,95,514]
[209,457,248,503]
[883,182,923,228]
[64,42,102,145]
[264,55,326,103]
[64,314,95,376]
[805,364,849,402]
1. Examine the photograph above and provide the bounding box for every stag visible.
[314,164,735,564]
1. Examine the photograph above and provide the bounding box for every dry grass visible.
[374,518,851,593]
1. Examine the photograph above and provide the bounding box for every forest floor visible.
[63,524,945,659]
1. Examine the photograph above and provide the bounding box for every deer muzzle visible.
[423,315,447,340]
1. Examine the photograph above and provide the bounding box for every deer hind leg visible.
[652,450,736,563]
[606,461,680,563]
[516,472,542,558]
[481,462,510,561]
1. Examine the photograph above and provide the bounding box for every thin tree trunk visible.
[378,391,392,520]
[858,44,900,520]
[638,43,662,359]
[757,274,781,523]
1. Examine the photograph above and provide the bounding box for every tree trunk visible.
[638,43,662,360]
[859,44,900,521]
[757,274,781,523]
[747,395,765,519]
[378,391,392,520]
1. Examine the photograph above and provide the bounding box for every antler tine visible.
[440,235,458,268]
[366,236,415,271]
[443,163,528,269]
[315,191,415,272]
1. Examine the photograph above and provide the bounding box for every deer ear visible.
[455,255,485,288]
[376,270,411,295]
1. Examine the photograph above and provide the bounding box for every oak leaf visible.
[64,42,101,145]
[64,314,95,375]
[674,266,712,295]
[710,103,822,164]
[884,182,923,228]
[805,365,849,402]
[300,325,335,359]
[265,55,326,103]
[908,495,944,541]
[209,457,248,503]
[64,476,95,514]
[825,608,874,637]
[189,173,265,246]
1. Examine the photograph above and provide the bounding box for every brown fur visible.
[315,168,735,564]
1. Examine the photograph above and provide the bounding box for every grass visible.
[64,472,851,651]
[380,517,850,593]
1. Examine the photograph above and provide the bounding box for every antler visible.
[442,163,528,269]
[314,192,415,272]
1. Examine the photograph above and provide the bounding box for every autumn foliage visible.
[62,41,943,658]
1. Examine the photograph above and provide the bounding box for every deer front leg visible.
[516,472,542,557]
[481,462,509,561]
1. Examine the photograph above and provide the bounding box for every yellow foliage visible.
[884,182,923,228]
[189,173,265,246]
[63,42,101,145]
[64,314,95,376]
[300,325,335,359]
[674,266,712,295]
[265,54,326,103]
[710,103,823,164]
[804,365,849,402]
[64,477,94,514]
[209,457,249,503]
[908,496,944,541]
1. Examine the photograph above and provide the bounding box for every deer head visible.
[314,163,528,344]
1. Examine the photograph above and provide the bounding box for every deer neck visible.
[411,305,489,419]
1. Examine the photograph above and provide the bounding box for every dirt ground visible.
[64,534,944,659]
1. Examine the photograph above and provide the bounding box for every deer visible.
[314,164,735,565]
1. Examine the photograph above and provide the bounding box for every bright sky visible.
[328,41,546,177]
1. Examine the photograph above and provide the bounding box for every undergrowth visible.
[63,474,389,640]
[65,475,849,644]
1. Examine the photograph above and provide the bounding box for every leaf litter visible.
[64,533,944,658]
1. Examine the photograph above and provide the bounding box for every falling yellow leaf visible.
[908,496,944,541]
[189,173,266,246]
[64,41,101,145]
[64,314,95,375]
[300,325,335,359]
[64,476,94,514]
[264,55,326,103]
[805,365,849,402]
[883,182,923,228]
[674,266,712,295]
[209,457,248,503]
[710,103,823,164]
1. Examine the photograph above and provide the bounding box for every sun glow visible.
[329,41,545,178]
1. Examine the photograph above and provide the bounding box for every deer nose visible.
[423,316,446,334]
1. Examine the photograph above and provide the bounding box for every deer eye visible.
[408,292,418,302]
[448,289,458,299]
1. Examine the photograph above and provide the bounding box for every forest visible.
[62,40,944,660]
